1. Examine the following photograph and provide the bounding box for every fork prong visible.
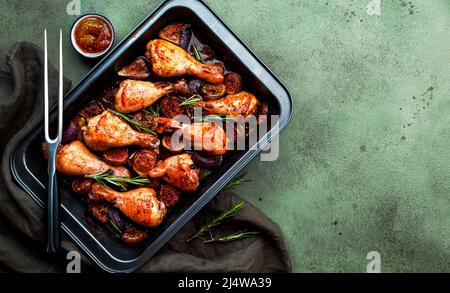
[58,29,63,141]
[44,29,51,143]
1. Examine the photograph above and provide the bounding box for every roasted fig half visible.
[129,150,157,177]
[88,204,110,224]
[224,72,243,95]
[78,101,105,118]
[158,185,181,207]
[72,177,95,194]
[132,110,154,129]
[201,83,226,99]
[102,148,129,166]
[172,79,190,96]
[121,225,149,245]
[161,135,185,153]
[117,56,151,80]
[161,96,185,118]
[158,23,192,50]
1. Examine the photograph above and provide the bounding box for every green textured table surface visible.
[1,0,450,272]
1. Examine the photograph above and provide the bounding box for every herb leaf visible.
[186,200,246,242]
[109,109,156,135]
[224,172,252,190]
[194,115,236,123]
[180,94,202,107]
[85,170,150,191]
[192,44,204,63]
[145,104,161,117]
[202,230,259,244]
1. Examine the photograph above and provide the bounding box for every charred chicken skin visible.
[89,183,166,228]
[114,79,187,113]
[83,110,160,152]
[146,39,224,84]
[196,92,259,117]
[148,154,200,192]
[56,141,131,177]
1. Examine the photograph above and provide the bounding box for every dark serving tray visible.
[10,0,292,272]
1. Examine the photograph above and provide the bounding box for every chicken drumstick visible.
[152,117,228,155]
[56,141,131,177]
[114,79,187,114]
[83,110,160,152]
[148,154,200,192]
[89,183,166,227]
[146,39,224,84]
[195,92,259,117]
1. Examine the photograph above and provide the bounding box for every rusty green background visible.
[1,0,450,272]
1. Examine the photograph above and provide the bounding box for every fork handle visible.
[46,146,60,253]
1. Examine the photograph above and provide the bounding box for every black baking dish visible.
[10,0,292,272]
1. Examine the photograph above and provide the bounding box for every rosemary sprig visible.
[180,94,202,107]
[224,172,252,190]
[145,104,161,117]
[195,114,236,123]
[192,44,204,63]
[206,93,222,98]
[85,170,150,191]
[109,109,156,135]
[202,230,259,244]
[108,220,122,235]
[186,200,246,242]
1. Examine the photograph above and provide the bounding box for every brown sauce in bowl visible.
[74,16,112,54]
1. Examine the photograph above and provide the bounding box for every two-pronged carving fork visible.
[43,29,63,253]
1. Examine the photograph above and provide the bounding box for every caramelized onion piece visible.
[109,209,127,232]
[188,79,204,95]
[102,148,129,166]
[158,185,181,207]
[62,116,86,145]
[191,152,222,169]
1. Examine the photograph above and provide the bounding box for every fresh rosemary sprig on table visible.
[109,109,156,135]
[180,94,202,107]
[145,104,161,117]
[186,200,246,242]
[201,230,259,244]
[85,170,150,191]
[192,44,204,63]
[224,172,252,190]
